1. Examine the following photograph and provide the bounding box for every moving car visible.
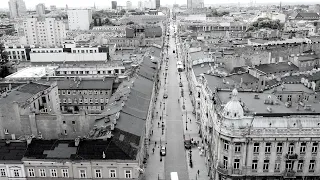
[184,135,192,149]
[160,146,166,156]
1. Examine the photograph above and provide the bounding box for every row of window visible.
[59,90,108,96]
[0,168,132,178]
[277,94,310,102]
[223,157,316,172]
[223,141,319,154]
[61,98,109,104]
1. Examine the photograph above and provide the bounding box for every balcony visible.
[285,153,298,160]
[217,166,228,175]
[232,169,242,175]
[283,170,296,178]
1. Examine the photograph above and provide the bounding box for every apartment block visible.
[67,9,93,30]
[23,17,66,47]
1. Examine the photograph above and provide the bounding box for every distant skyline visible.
[1,0,320,9]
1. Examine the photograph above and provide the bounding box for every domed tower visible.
[222,88,244,119]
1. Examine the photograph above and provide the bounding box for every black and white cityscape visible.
[0,0,320,179]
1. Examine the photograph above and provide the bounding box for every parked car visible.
[160,146,166,156]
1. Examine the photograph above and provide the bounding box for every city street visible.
[164,20,189,180]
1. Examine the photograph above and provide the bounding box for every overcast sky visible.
[1,0,319,9]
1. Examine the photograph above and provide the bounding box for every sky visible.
[1,0,320,9]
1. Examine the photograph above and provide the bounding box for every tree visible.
[0,43,11,78]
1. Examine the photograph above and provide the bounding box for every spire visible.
[231,88,238,101]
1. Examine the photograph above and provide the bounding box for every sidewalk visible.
[145,51,168,180]
[178,64,209,179]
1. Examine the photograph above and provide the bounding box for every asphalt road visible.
[164,19,189,180]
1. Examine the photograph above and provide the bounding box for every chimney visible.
[26,136,32,145]
[75,137,80,146]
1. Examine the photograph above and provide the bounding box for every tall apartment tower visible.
[111,1,117,10]
[67,9,93,30]
[8,0,27,18]
[23,17,66,47]
[126,1,132,10]
[36,3,46,16]
[155,0,160,9]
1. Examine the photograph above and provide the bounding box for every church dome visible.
[223,89,244,119]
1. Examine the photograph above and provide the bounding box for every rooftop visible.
[5,66,58,79]
[0,140,27,161]
[56,78,114,90]
[24,139,132,160]
[255,62,299,74]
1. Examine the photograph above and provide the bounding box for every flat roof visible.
[218,89,320,114]
[6,66,58,79]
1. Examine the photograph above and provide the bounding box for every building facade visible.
[67,9,93,31]
[36,3,46,17]
[23,17,66,47]
[8,0,27,18]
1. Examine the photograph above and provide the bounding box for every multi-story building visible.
[67,9,92,31]
[126,0,132,10]
[112,1,117,10]
[155,0,160,9]
[57,77,114,114]
[0,82,60,140]
[23,17,66,47]
[35,3,46,17]
[8,0,27,18]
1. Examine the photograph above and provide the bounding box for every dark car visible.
[160,146,166,156]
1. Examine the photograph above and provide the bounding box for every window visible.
[109,169,116,178]
[286,161,293,170]
[275,162,280,171]
[252,160,258,170]
[309,160,315,172]
[235,143,241,153]
[62,169,69,177]
[50,169,57,177]
[253,143,260,153]
[312,143,318,153]
[124,170,132,178]
[288,143,295,154]
[265,142,271,153]
[223,140,229,151]
[223,156,228,169]
[79,169,86,178]
[263,160,269,171]
[39,169,46,177]
[297,160,304,171]
[13,169,20,177]
[95,169,102,178]
[0,168,6,177]
[234,159,240,169]
[28,168,35,177]
[287,95,292,102]
[276,143,283,153]
[300,142,306,154]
